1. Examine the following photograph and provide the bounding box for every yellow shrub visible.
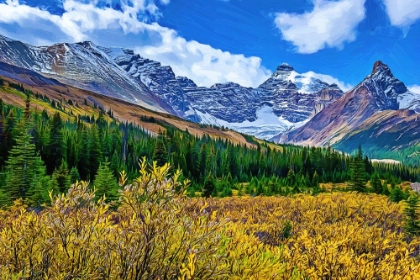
[0,162,419,279]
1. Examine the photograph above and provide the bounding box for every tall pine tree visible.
[2,95,49,203]
[93,160,119,201]
[350,145,367,192]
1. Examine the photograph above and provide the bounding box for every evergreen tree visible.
[52,160,70,193]
[28,168,57,206]
[110,150,120,175]
[153,138,167,167]
[312,171,320,188]
[286,168,295,186]
[404,195,420,235]
[350,145,367,192]
[93,161,119,201]
[3,95,49,203]
[0,98,6,166]
[69,166,80,184]
[89,124,102,177]
[371,172,383,194]
[202,173,215,198]
[382,184,391,196]
[390,186,406,203]
[46,112,65,174]
[78,126,90,180]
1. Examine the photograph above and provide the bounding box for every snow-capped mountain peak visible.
[261,63,339,94]
[0,35,345,140]
[358,61,408,110]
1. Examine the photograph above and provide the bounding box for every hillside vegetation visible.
[1,66,420,279]
[1,162,420,279]
[0,75,419,206]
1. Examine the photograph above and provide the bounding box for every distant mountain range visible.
[275,61,420,163]
[0,35,344,139]
[0,34,420,163]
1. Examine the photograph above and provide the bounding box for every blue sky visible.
[0,0,419,92]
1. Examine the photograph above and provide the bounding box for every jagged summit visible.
[0,34,345,140]
[274,60,417,146]
[360,61,407,110]
[372,60,389,74]
[276,63,295,72]
[76,41,98,49]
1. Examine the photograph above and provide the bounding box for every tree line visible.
[0,91,418,206]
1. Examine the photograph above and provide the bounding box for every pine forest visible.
[1,79,420,279]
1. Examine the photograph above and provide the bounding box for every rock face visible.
[0,35,346,139]
[257,63,343,123]
[275,61,420,149]
[0,36,169,113]
[107,50,344,138]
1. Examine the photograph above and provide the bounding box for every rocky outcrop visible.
[275,61,419,148]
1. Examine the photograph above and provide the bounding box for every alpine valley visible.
[3,4,420,276]
[0,34,420,164]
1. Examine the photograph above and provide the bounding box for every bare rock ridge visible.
[274,61,420,153]
[105,50,345,138]
[0,36,171,113]
[0,35,344,139]
[1,35,419,145]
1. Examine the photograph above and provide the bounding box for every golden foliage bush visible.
[203,193,420,279]
[0,161,285,279]
[0,161,420,279]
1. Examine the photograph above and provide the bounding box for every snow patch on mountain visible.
[399,90,420,112]
[194,105,309,140]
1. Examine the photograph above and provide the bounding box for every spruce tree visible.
[371,172,383,194]
[153,138,167,167]
[52,160,70,193]
[202,173,215,198]
[46,112,65,174]
[93,161,119,202]
[89,124,102,177]
[3,95,49,203]
[404,195,420,235]
[69,166,80,184]
[390,186,406,203]
[286,168,295,186]
[350,145,367,192]
[312,171,320,188]
[78,126,90,180]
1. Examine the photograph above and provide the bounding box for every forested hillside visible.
[0,76,419,206]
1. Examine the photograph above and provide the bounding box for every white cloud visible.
[135,28,272,87]
[0,0,271,87]
[275,0,366,54]
[301,71,353,92]
[0,0,164,42]
[383,0,420,28]
[409,85,420,94]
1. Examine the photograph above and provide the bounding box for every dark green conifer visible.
[93,161,119,201]
[153,138,167,167]
[371,172,383,194]
[69,166,80,184]
[350,145,367,192]
[46,112,65,174]
[404,195,420,235]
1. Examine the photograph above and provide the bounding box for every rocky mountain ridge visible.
[0,35,344,139]
[1,35,419,144]
[275,61,420,158]
[0,36,168,113]
[107,48,345,138]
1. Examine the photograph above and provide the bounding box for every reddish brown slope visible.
[275,61,410,147]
